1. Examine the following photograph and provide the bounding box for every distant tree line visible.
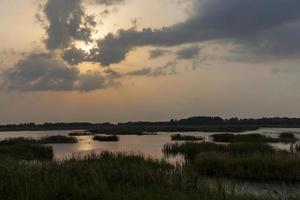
[2,116,300,132]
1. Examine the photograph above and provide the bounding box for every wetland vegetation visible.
[93,135,119,142]
[171,134,203,141]
[211,133,298,143]
[0,152,290,200]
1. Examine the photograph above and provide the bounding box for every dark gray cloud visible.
[233,21,300,59]
[63,47,89,65]
[126,62,177,77]
[149,49,170,59]
[176,46,200,59]
[42,0,128,50]
[83,0,300,66]
[87,0,125,6]
[0,53,116,92]
[43,0,96,50]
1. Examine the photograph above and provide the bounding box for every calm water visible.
[1,128,300,196]
[0,128,300,160]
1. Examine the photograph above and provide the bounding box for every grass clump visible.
[163,142,276,160]
[211,133,298,143]
[0,136,78,145]
[0,136,75,161]
[279,132,298,143]
[40,135,78,144]
[0,152,276,200]
[90,129,145,135]
[0,144,53,161]
[164,142,300,182]
[93,135,119,142]
[193,152,300,182]
[171,134,203,141]
[69,131,95,136]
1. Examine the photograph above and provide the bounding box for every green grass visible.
[171,134,203,141]
[93,135,119,142]
[211,133,298,143]
[0,152,279,200]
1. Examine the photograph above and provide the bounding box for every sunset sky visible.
[1,0,300,124]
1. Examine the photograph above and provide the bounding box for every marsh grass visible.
[93,135,119,142]
[0,136,78,145]
[0,136,76,161]
[0,152,277,200]
[171,134,203,141]
[279,132,298,143]
[211,133,298,143]
[90,129,146,135]
[163,142,300,182]
[0,144,53,160]
[69,132,95,136]
[193,152,300,182]
[40,135,78,144]
[163,142,277,159]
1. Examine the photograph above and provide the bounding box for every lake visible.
[0,127,299,160]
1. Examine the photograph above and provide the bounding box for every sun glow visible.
[75,41,97,53]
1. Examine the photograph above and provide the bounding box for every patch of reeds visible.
[171,134,203,141]
[69,131,95,136]
[211,133,298,143]
[93,135,119,142]
[193,152,300,182]
[163,142,277,160]
[0,136,78,145]
[0,144,53,160]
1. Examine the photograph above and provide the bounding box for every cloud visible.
[149,49,170,59]
[0,53,117,92]
[87,0,125,6]
[84,0,300,66]
[43,0,96,50]
[176,46,200,60]
[126,62,177,77]
[63,47,89,65]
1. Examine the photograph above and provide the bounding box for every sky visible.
[1,0,300,124]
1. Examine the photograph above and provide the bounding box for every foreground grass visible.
[93,135,119,142]
[0,152,278,200]
[211,133,298,143]
[171,134,203,141]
